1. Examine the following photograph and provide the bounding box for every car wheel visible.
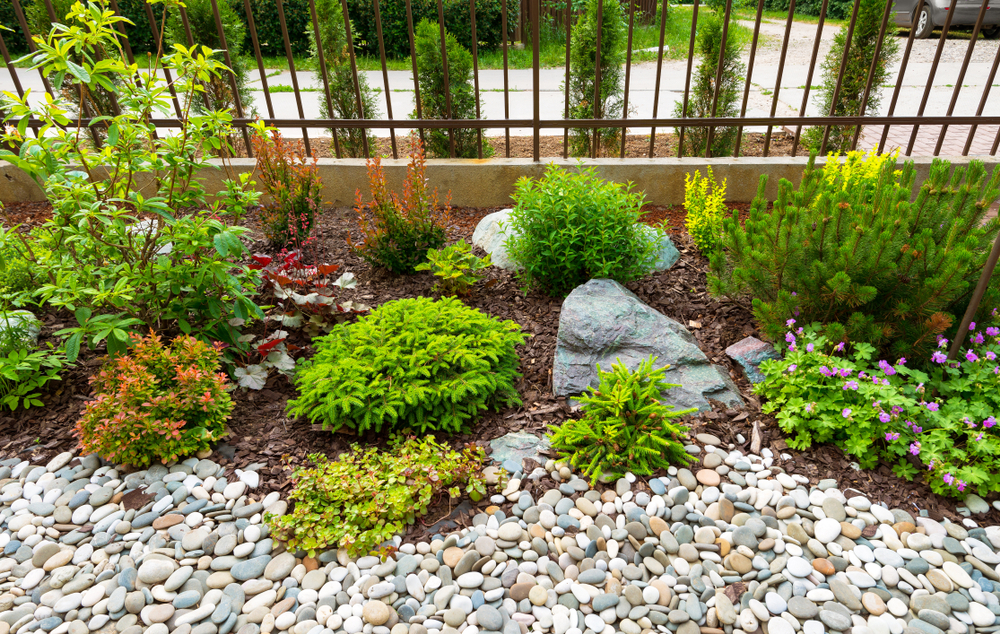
[913,3,934,38]
[983,25,1000,39]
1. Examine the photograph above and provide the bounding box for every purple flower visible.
[892,406,904,414]
[995,366,999,375]
[797,327,804,335]
[926,402,940,412]
[788,344,796,351]
[788,364,798,372]
[984,416,996,429]
[785,332,796,343]
[931,351,947,364]
[786,319,796,327]
[820,365,834,377]
[878,360,897,376]
[897,357,906,366]
[909,442,921,455]
[805,402,814,413]
[806,343,815,353]
[943,473,954,485]
[842,408,852,418]
[839,368,853,378]
[965,416,975,428]
[974,333,985,345]
[971,322,977,331]
[844,380,859,390]
[791,292,797,296]
[938,338,949,348]
[928,460,935,471]
[913,425,923,433]
[859,371,867,379]
[966,351,979,363]
[988,351,997,361]
[987,326,999,337]
[885,432,900,441]
[834,342,846,352]
[882,379,890,386]
[879,412,891,423]
[957,480,967,492]
[977,433,984,442]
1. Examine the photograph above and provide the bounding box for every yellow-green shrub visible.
[684,167,727,254]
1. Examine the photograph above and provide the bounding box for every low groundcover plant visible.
[758,317,1000,497]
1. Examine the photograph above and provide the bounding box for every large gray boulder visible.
[472,210,679,273]
[553,279,743,412]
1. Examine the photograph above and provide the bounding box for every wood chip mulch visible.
[1,200,995,530]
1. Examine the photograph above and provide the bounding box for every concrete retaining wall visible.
[3,156,998,208]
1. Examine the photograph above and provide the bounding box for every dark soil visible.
[0,199,993,533]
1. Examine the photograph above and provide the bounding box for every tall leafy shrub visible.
[672,10,745,157]
[287,296,525,435]
[708,151,1000,360]
[252,129,322,247]
[684,166,727,254]
[805,0,898,152]
[505,165,661,296]
[412,20,490,159]
[568,0,627,157]
[310,0,379,157]
[237,0,311,57]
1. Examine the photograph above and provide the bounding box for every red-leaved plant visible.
[352,139,450,273]
[252,130,322,247]
[75,333,233,467]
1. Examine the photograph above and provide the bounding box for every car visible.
[892,0,1000,38]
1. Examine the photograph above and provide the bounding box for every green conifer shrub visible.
[708,151,1000,360]
[287,296,525,435]
[804,0,898,153]
[310,0,379,158]
[412,20,491,159]
[548,356,696,485]
[568,0,627,157]
[269,437,487,556]
[505,164,661,297]
[672,10,746,157]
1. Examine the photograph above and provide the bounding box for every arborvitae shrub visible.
[684,166,727,254]
[269,437,488,556]
[505,164,661,296]
[672,10,745,157]
[412,19,491,159]
[805,0,898,153]
[310,0,379,158]
[76,334,233,466]
[568,0,627,157]
[287,296,525,435]
[548,356,696,484]
[352,141,450,273]
[708,151,1000,360]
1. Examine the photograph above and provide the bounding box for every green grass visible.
[731,7,848,26]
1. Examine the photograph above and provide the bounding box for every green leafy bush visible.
[310,0,379,158]
[1,1,264,359]
[0,311,64,411]
[269,437,487,556]
[708,151,1000,360]
[287,296,525,434]
[346,0,514,60]
[352,142,450,273]
[237,0,311,57]
[415,239,492,296]
[684,166,727,254]
[505,164,661,296]
[568,0,627,157]
[549,356,696,485]
[0,228,38,296]
[23,0,156,55]
[166,0,257,121]
[252,129,322,247]
[759,321,1000,497]
[412,19,491,159]
[804,0,898,153]
[76,333,233,467]
[672,10,745,157]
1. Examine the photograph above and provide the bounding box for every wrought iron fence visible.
[1,0,999,160]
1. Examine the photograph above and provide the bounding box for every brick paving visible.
[859,124,1000,157]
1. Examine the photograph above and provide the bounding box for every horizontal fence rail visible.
[1,0,999,160]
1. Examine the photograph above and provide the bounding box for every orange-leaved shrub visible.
[75,333,233,467]
[253,130,322,247]
[351,139,450,274]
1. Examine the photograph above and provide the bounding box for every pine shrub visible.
[548,356,696,485]
[672,11,745,157]
[352,141,450,274]
[310,0,379,158]
[253,130,322,247]
[568,0,627,157]
[412,19,491,159]
[269,437,488,556]
[287,296,525,435]
[804,0,898,153]
[708,151,1000,360]
[505,164,661,296]
[684,166,727,254]
[76,333,233,467]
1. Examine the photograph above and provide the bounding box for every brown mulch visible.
[0,199,993,530]
[237,131,807,159]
